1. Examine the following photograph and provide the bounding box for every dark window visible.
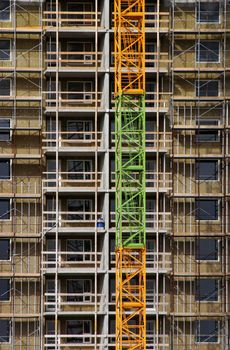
[0,79,10,96]
[0,319,10,343]
[0,239,10,260]
[195,200,218,220]
[196,41,219,62]
[0,119,10,141]
[146,3,155,27]
[0,279,10,301]
[67,199,92,220]
[67,239,92,261]
[46,279,55,311]
[196,239,218,261]
[195,160,218,180]
[46,320,55,346]
[196,320,219,343]
[196,80,218,97]
[0,199,10,220]
[67,121,92,140]
[67,279,91,302]
[68,160,92,180]
[196,279,218,302]
[196,120,219,142]
[197,3,219,23]
[0,40,10,61]
[67,81,92,100]
[66,320,91,343]
[0,1,10,21]
[0,160,10,179]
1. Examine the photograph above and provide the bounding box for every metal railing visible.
[43,211,103,230]
[44,293,106,313]
[42,251,104,270]
[43,11,101,29]
[42,131,102,149]
[46,51,102,68]
[43,172,102,190]
[45,91,102,109]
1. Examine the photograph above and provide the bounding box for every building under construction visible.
[0,0,229,349]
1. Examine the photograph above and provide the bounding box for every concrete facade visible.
[0,0,229,349]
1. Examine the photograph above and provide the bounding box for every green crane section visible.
[115,94,146,249]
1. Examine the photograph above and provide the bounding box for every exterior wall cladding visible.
[0,0,229,349]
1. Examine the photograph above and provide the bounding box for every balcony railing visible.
[44,334,169,349]
[43,11,101,29]
[46,51,102,69]
[44,293,106,313]
[45,91,101,109]
[42,131,102,150]
[42,251,104,270]
[43,172,102,190]
[43,211,103,230]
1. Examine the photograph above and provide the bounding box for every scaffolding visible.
[0,0,43,349]
[170,0,229,348]
[0,1,228,349]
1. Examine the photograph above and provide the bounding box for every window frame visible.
[0,39,11,61]
[196,41,220,63]
[66,238,92,262]
[0,79,11,97]
[0,319,11,344]
[67,159,92,180]
[195,199,219,221]
[0,239,11,261]
[67,198,93,221]
[195,159,219,181]
[195,239,219,262]
[66,319,92,344]
[0,119,11,141]
[196,2,220,24]
[0,159,11,180]
[66,279,92,302]
[195,80,219,97]
[67,120,93,140]
[0,1,11,22]
[0,198,11,221]
[195,278,219,302]
[195,320,219,344]
[195,119,220,143]
[67,41,93,64]
[0,278,10,302]
[67,81,93,102]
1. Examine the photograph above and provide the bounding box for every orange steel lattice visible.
[114,0,146,349]
[116,248,146,350]
[114,0,145,96]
